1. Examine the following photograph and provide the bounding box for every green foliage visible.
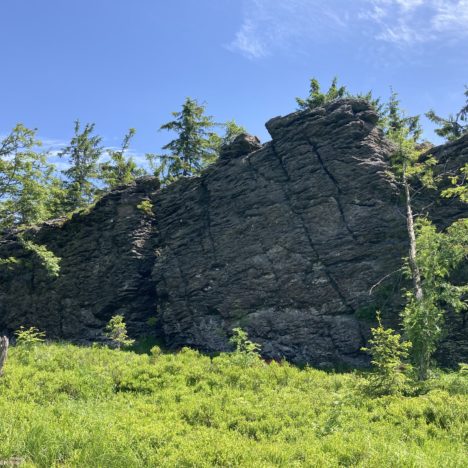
[150,345,162,359]
[21,239,61,277]
[230,327,261,355]
[380,90,466,381]
[402,219,468,380]
[0,124,62,229]
[0,257,19,269]
[380,89,427,186]
[209,119,248,156]
[136,199,154,217]
[442,163,468,203]
[382,89,422,141]
[104,315,135,349]
[383,104,430,188]
[0,110,246,226]
[221,119,247,146]
[0,342,466,466]
[147,97,218,184]
[229,327,260,354]
[98,128,145,190]
[296,77,347,110]
[361,313,412,396]
[15,326,46,347]
[229,328,262,367]
[146,316,158,328]
[426,86,468,141]
[355,90,383,114]
[14,327,46,367]
[59,120,103,212]
[296,77,383,118]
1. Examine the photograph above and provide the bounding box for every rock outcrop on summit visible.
[1,99,466,366]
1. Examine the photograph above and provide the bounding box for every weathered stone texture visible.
[0,99,466,366]
[0,178,160,342]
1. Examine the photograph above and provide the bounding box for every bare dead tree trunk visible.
[0,336,9,376]
[403,166,424,301]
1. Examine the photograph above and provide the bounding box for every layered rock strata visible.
[1,99,466,366]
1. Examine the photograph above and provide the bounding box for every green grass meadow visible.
[0,343,467,467]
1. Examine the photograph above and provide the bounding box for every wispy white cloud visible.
[432,0,468,32]
[227,0,350,59]
[228,0,468,58]
[367,0,468,45]
[229,17,268,59]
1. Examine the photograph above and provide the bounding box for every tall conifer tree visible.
[0,124,60,228]
[148,98,217,183]
[59,120,103,211]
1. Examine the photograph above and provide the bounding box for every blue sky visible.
[1,0,467,163]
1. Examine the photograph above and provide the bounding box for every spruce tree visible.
[99,128,145,190]
[0,124,61,228]
[296,76,382,114]
[296,77,347,110]
[426,87,468,205]
[59,120,103,211]
[426,86,468,142]
[149,98,217,183]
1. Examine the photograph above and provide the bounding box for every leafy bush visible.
[402,218,468,380]
[22,240,61,277]
[229,327,262,367]
[104,315,135,349]
[361,313,412,396]
[15,326,46,347]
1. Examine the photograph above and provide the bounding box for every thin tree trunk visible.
[403,166,427,380]
[0,336,9,376]
[403,167,423,301]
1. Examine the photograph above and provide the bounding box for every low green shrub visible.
[136,199,154,216]
[361,313,412,396]
[104,315,134,349]
[0,342,466,467]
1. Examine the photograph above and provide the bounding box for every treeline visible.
[1,83,467,232]
[0,97,246,230]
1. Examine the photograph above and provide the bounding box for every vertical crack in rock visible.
[307,139,357,241]
[199,179,217,260]
[172,245,191,312]
[270,141,354,312]
[246,154,258,182]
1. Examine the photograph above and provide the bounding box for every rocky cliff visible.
[1,99,466,367]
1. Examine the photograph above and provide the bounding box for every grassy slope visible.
[0,343,467,467]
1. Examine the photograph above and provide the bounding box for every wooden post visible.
[0,336,9,376]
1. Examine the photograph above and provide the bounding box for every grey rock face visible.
[0,178,160,342]
[0,99,466,366]
[220,133,262,160]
